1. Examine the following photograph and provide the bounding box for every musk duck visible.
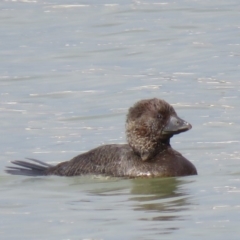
[6,98,197,177]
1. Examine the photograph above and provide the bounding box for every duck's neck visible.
[158,138,170,147]
[151,138,171,157]
[128,135,171,161]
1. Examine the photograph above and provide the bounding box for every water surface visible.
[1,0,240,239]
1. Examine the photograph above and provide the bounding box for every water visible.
[1,0,240,239]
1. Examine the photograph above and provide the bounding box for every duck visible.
[6,98,197,177]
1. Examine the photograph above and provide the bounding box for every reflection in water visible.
[130,178,194,222]
[131,177,182,199]
[130,178,196,236]
[69,176,196,225]
[71,177,197,235]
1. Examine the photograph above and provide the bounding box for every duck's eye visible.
[157,113,163,119]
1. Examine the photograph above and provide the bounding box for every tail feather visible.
[25,158,53,167]
[11,160,47,171]
[6,167,45,176]
[5,158,52,176]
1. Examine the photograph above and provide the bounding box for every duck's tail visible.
[5,158,52,176]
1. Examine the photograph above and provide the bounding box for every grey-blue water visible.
[1,0,240,239]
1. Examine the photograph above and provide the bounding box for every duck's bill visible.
[162,115,192,135]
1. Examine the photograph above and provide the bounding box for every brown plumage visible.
[126,98,176,161]
[6,98,197,178]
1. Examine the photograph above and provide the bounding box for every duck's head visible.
[126,98,192,161]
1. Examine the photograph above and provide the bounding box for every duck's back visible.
[46,144,131,176]
[47,144,197,177]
